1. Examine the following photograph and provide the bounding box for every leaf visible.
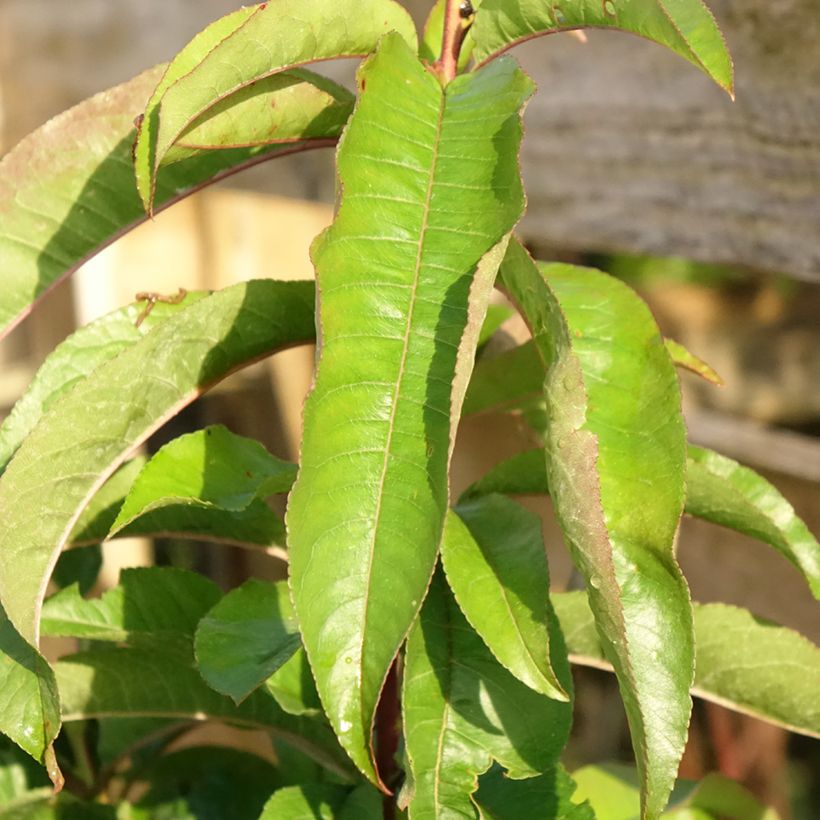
[287,34,533,784]
[50,545,102,596]
[259,784,350,820]
[420,0,476,71]
[553,591,820,739]
[0,279,315,652]
[0,607,61,771]
[459,449,546,501]
[664,339,723,386]
[474,764,595,820]
[686,446,820,599]
[501,241,692,819]
[111,425,296,532]
[265,649,324,717]
[471,0,734,96]
[0,741,50,806]
[339,784,385,820]
[40,567,220,652]
[402,573,572,819]
[195,579,301,704]
[0,66,337,341]
[0,296,205,475]
[136,0,418,208]
[164,68,353,162]
[55,648,355,781]
[666,772,779,820]
[477,304,515,349]
[463,340,542,416]
[441,498,568,699]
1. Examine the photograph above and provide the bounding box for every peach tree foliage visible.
[0,0,817,817]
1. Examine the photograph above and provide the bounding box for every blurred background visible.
[0,1,818,815]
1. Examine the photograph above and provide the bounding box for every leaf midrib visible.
[358,79,448,744]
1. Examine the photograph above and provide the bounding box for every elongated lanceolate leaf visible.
[55,648,354,780]
[442,498,568,699]
[553,591,820,739]
[0,68,339,341]
[0,279,315,651]
[195,580,301,704]
[501,242,691,819]
[111,425,295,532]
[136,0,417,208]
[287,34,533,784]
[403,573,571,819]
[0,296,205,475]
[471,0,734,95]
[686,446,820,599]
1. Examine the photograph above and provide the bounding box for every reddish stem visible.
[434,0,467,84]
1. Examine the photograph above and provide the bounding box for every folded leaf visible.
[0,296,205,475]
[553,591,820,739]
[403,573,572,818]
[136,0,417,208]
[195,579,301,704]
[471,0,734,96]
[0,279,314,654]
[287,34,533,785]
[111,425,296,532]
[463,339,542,416]
[0,66,337,340]
[664,338,723,386]
[686,446,820,599]
[55,648,354,781]
[501,241,692,819]
[40,567,220,652]
[442,498,568,700]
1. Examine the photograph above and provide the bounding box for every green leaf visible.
[55,648,355,781]
[664,339,723,386]
[501,242,692,819]
[459,448,546,501]
[265,649,324,717]
[463,339,542,416]
[136,0,418,208]
[553,591,820,739]
[259,784,350,820]
[477,304,515,349]
[111,425,296,532]
[0,608,61,771]
[195,579,301,704]
[339,784,385,820]
[686,446,820,599]
[442,498,568,699]
[0,742,50,806]
[471,0,734,96]
[0,279,315,652]
[666,772,779,820]
[475,764,595,820]
[287,34,533,784]
[40,567,220,652]
[163,68,353,164]
[571,764,644,820]
[403,573,572,818]
[0,65,337,341]
[0,296,205,475]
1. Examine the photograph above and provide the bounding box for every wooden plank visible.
[514,0,820,281]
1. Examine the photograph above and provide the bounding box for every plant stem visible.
[434,0,466,84]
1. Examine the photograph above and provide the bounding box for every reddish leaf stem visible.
[434,0,468,84]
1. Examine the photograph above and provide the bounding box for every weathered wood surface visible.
[515,0,820,281]
[1,1,819,280]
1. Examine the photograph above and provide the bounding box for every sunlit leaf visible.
[258,784,350,820]
[136,0,417,208]
[442,498,568,699]
[0,65,335,340]
[687,446,820,599]
[471,0,734,95]
[287,34,533,783]
[195,579,301,704]
[501,241,692,819]
[403,573,572,818]
[664,338,723,386]
[553,591,820,739]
